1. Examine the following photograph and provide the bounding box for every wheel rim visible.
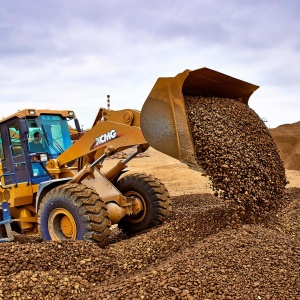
[48,208,77,240]
[124,191,146,223]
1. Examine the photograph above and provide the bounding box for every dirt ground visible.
[105,147,213,197]
[105,147,300,197]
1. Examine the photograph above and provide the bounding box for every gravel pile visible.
[184,95,287,223]
[0,189,299,299]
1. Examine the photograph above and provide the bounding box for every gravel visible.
[0,189,299,299]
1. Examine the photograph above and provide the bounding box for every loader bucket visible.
[140,67,259,171]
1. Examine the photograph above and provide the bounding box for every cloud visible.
[0,0,299,129]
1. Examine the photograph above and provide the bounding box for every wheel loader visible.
[0,67,258,246]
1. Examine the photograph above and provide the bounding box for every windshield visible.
[26,115,73,158]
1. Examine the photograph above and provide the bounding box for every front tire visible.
[38,183,111,247]
[116,173,171,234]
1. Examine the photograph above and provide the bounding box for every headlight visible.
[40,153,48,162]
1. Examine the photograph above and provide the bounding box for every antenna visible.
[107,95,110,110]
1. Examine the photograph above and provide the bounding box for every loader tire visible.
[38,183,111,247]
[116,173,171,234]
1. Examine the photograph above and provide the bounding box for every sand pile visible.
[270,121,300,171]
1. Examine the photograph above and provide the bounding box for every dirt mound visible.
[270,121,300,171]
[0,189,299,299]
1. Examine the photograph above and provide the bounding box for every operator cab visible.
[26,114,73,159]
[26,114,75,182]
[0,109,81,186]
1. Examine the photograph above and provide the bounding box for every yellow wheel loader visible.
[0,67,258,246]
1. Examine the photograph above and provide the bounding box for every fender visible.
[35,178,72,212]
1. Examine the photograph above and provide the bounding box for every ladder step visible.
[0,202,14,242]
[0,219,11,225]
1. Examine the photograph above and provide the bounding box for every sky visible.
[0,0,299,129]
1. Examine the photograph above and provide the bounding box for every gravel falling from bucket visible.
[184,95,287,223]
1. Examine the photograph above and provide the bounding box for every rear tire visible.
[38,183,111,247]
[116,173,171,234]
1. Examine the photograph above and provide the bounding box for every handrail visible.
[0,173,14,189]
[9,143,30,186]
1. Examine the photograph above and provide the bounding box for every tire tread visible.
[38,183,111,247]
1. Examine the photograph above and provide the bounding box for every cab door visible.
[0,119,29,186]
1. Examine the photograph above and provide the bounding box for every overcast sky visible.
[0,0,299,129]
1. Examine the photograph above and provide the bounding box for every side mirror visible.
[74,118,82,132]
[19,119,29,137]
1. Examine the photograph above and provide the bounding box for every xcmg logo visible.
[95,129,117,145]
[90,129,121,150]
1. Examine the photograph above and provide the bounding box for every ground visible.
[105,147,300,197]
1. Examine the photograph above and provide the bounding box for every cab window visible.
[8,123,22,156]
[27,115,72,157]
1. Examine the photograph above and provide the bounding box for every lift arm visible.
[56,109,148,167]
